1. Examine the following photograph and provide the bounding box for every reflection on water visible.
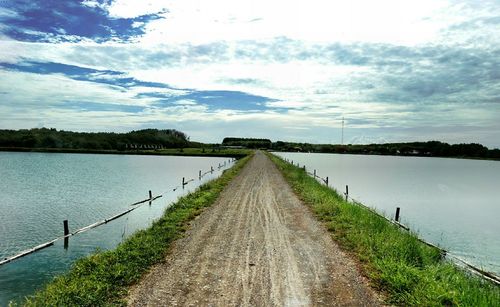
[275,152,500,275]
[0,152,232,305]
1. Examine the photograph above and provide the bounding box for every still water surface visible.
[275,152,500,276]
[0,152,232,305]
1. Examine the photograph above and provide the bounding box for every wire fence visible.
[283,157,500,285]
[0,158,236,267]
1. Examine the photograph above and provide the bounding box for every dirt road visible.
[128,152,381,306]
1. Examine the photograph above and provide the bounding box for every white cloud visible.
[0,7,21,19]
[1,0,500,146]
[135,0,449,45]
[106,0,168,19]
[81,0,108,10]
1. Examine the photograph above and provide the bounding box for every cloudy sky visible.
[0,0,499,147]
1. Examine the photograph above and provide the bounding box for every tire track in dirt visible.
[128,151,381,306]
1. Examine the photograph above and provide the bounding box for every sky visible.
[0,0,499,147]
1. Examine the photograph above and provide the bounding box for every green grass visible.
[19,154,252,307]
[269,154,500,307]
[1,147,251,159]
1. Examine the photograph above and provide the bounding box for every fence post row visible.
[293,161,500,285]
[2,160,251,266]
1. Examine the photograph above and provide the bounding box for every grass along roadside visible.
[269,154,500,306]
[19,154,252,306]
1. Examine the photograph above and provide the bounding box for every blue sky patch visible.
[0,61,178,90]
[154,90,278,111]
[0,0,163,42]
[0,61,121,77]
[0,60,279,112]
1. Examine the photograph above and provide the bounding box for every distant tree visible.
[222,137,272,149]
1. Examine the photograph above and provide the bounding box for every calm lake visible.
[0,152,233,305]
[274,152,500,276]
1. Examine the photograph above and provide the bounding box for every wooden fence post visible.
[345,185,349,201]
[314,169,316,178]
[325,176,329,186]
[63,220,69,236]
[182,177,186,188]
[149,190,152,200]
[395,207,401,222]
[199,170,202,180]
[63,220,69,249]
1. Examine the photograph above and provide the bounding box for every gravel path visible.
[128,151,381,306]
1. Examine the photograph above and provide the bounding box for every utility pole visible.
[341,117,344,145]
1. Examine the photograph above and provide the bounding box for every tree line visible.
[0,128,190,150]
[271,140,500,159]
[2,129,498,160]
[222,137,272,149]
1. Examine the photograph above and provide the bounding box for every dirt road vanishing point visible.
[128,151,381,306]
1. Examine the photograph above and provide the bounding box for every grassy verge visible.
[20,154,252,306]
[269,154,500,306]
[0,147,251,159]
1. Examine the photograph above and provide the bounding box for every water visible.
[274,152,500,275]
[0,152,233,305]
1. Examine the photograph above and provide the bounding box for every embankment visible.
[127,151,380,306]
